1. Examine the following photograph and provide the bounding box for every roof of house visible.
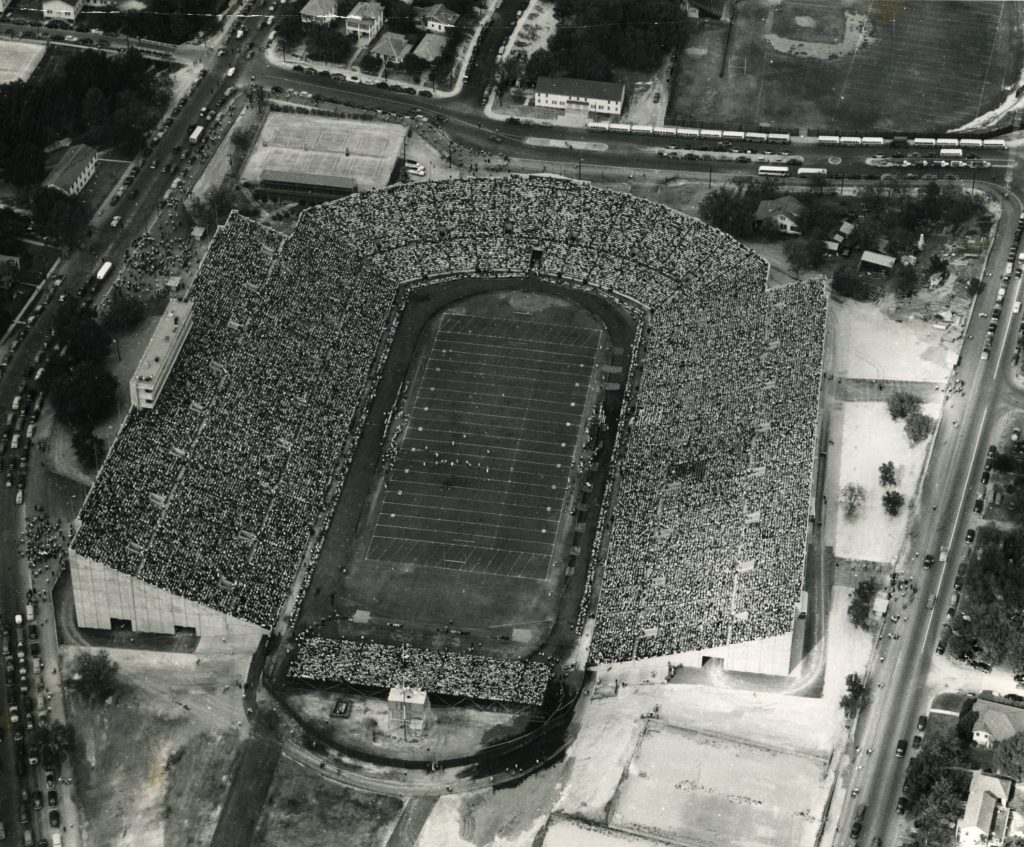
[415,3,459,25]
[535,76,625,104]
[301,0,336,17]
[44,143,95,193]
[974,699,1024,741]
[976,710,1020,743]
[860,249,897,269]
[962,772,1013,836]
[348,0,382,19]
[690,0,728,17]
[413,32,447,62]
[372,31,411,61]
[838,220,856,236]
[754,195,805,222]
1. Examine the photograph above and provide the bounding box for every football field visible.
[366,312,603,581]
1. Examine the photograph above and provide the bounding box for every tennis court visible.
[366,312,604,581]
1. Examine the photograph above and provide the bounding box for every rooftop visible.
[536,76,625,103]
[132,300,194,386]
[348,0,382,19]
[415,3,458,25]
[301,0,335,18]
[44,143,96,194]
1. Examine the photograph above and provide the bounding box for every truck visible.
[25,604,34,623]
[798,590,809,618]
[226,66,236,78]
[939,546,949,564]
[189,125,205,145]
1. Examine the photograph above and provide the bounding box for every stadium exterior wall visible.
[664,631,794,676]
[69,549,268,639]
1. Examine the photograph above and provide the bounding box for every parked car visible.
[966,528,976,543]
[896,739,907,757]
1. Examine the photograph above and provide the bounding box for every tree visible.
[832,262,869,300]
[840,483,866,520]
[51,360,117,430]
[840,673,868,719]
[67,651,120,704]
[879,461,896,487]
[967,276,985,297]
[71,427,105,471]
[848,579,878,630]
[52,303,112,368]
[401,53,430,80]
[887,390,922,421]
[882,490,905,516]
[783,236,826,277]
[915,774,968,845]
[905,411,936,445]
[35,722,77,771]
[893,263,919,298]
[305,26,356,64]
[275,1,306,52]
[230,125,256,150]
[187,185,235,230]
[6,142,45,186]
[995,733,1024,779]
[903,725,967,811]
[102,288,145,334]
[31,187,89,248]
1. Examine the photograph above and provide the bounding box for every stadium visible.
[68,177,825,738]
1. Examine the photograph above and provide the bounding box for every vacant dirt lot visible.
[610,721,826,847]
[253,759,404,847]
[67,646,251,847]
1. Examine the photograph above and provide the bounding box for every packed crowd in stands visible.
[71,176,824,702]
[291,636,550,706]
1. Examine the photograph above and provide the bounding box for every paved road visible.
[831,177,1024,847]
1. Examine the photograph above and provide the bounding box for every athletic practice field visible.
[0,41,45,85]
[367,312,602,581]
[669,0,1022,131]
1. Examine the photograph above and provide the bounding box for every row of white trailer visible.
[584,121,1008,150]
[585,121,792,144]
[816,135,1006,149]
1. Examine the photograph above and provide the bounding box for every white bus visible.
[699,129,723,139]
[605,123,631,134]
[861,136,885,146]
[586,120,608,132]
[653,126,677,137]
[767,133,790,144]
[630,125,654,135]
[746,131,768,143]
[758,165,790,176]
[817,135,840,145]
[189,125,205,144]
[723,130,745,140]
[677,127,701,138]
[983,138,1007,149]
[939,148,963,158]
[96,261,113,282]
[960,138,983,148]
[839,136,862,146]
[797,167,828,176]
[935,137,958,146]
[910,137,936,147]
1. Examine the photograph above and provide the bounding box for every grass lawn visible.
[669,0,1024,132]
